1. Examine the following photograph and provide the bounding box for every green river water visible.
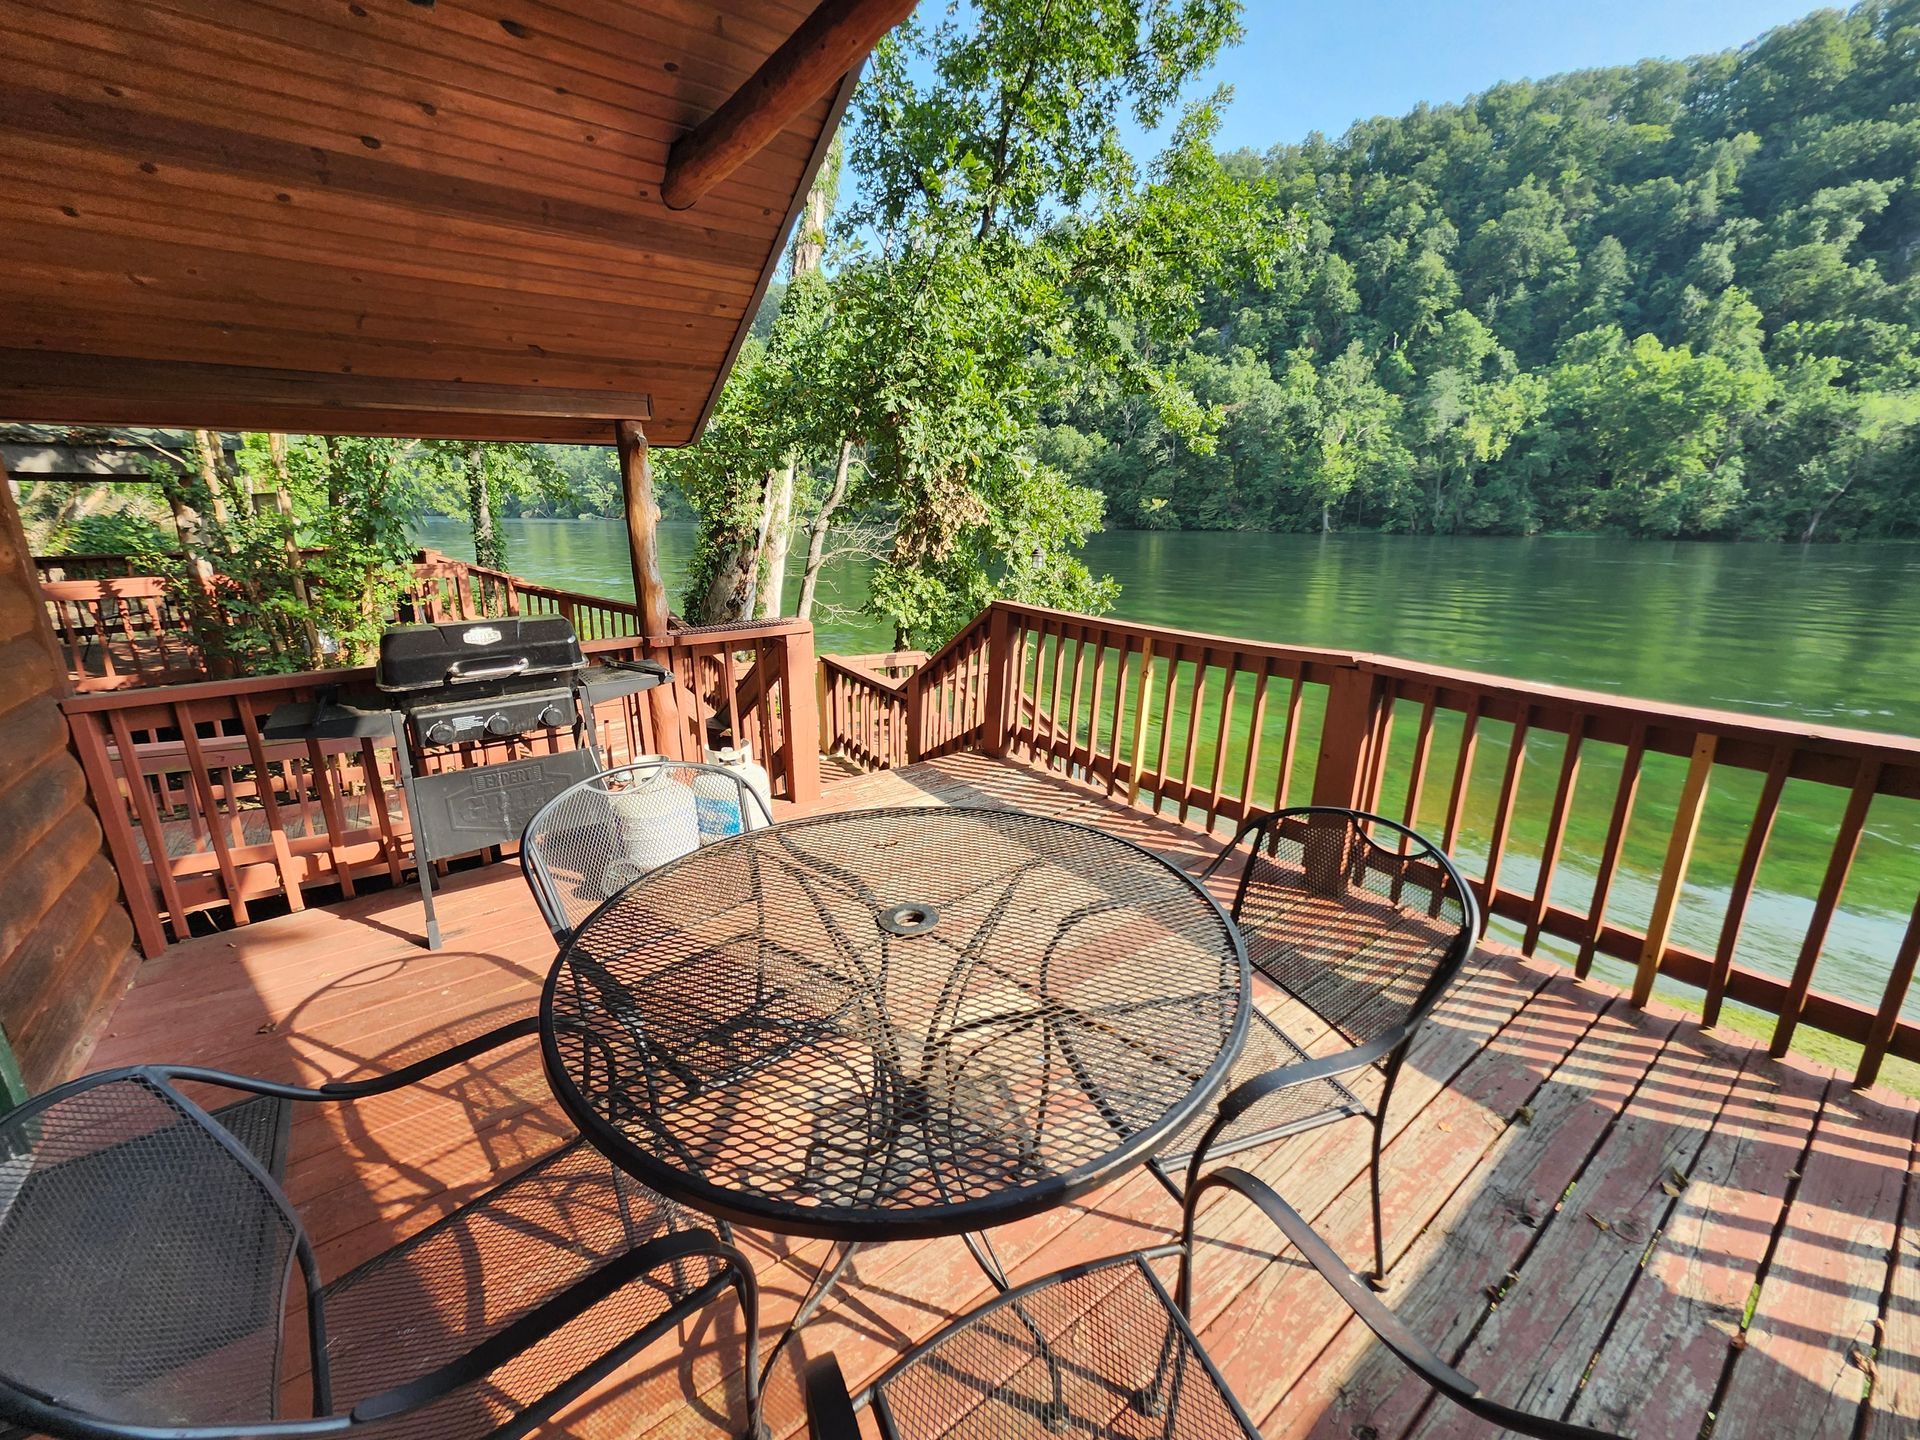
[414,517,1920,1027]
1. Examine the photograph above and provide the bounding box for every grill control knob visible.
[424,719,458,746]
[484,712,516,737]
[537,702,569,729]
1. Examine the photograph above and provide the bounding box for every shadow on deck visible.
[83,752,1920,1439]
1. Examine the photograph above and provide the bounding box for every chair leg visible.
[735,1259,766,1440]
[1368,1049,1409,1288]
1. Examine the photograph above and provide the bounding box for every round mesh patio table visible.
[540,806,1250,1242]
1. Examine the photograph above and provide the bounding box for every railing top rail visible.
[842,651,931,670]
[60,664,376,712]
[818,652,909,694]
[1356,652,1920,761]
[988,599,1363,672]
[58,622,813,716]
[987,599,1920,763]
[41,576,174,599]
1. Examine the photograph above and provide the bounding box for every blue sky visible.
[1187,0,1835,152]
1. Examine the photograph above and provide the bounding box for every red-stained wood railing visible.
[63,619,819,958]
[818,599,1920,1087]
[818,654,912,770]
[38,550,664,691]
[406,553,652,640]
[42,576,206,691]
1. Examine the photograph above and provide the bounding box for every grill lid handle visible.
[445,656,531,682]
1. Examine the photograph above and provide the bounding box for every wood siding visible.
[0,464,134,1088]
[0,0,861,444]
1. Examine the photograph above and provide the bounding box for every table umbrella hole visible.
[878,903,941,936]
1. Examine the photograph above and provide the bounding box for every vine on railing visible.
[819,599,1920,1087]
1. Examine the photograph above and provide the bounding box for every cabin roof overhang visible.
[0,0,908,446]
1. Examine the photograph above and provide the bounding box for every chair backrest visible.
[0,1070,318,1437]
[521,759,774,943]
[1208,807,1478,1051]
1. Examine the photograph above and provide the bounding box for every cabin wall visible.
[0,464,135,1090]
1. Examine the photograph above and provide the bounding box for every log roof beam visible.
[662,0,917,211]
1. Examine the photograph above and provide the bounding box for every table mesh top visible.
[542,808,1246,1238]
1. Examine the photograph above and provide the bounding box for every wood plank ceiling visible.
[0,0,874,444]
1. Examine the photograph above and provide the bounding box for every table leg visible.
[754,1240,863,1437]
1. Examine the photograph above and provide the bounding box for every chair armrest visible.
[1184,1168,1627,1440]
[349,1230,750,1424]
[804,1357,863,1440]
[1215,1024,1412,1127]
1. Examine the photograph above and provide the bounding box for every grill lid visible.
[376,617,585,693]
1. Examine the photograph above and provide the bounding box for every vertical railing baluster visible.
[1478,704,1531,931]
[1631,733,1719,1008]
[1579,724,1645,979]
[1523,716,1585,954]
[1859,893,1920,1089]
[1273,674,1304,811]
[1771,757,1882,1055]
[1236,663,1270,825]
[1441,698,1482,856]
[1703,746,1793,1027]
[1203,661,1237,831]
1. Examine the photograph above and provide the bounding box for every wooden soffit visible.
[0,0,905,445]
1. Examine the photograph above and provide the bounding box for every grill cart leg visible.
[388,715,442,950]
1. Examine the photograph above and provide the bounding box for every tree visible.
[1544,328,1773,535]
[818,0,1286,645]
[1041,0,1920,543]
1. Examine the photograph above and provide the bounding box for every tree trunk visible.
[797,438,854,621]
[616,421,672,637]
[755,455,796,619]
[269,433,322,666]
[467,443,503,569]
[193,430,235,532]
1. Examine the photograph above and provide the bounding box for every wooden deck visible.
[81,753,1920,1440]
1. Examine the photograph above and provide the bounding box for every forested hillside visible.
[1047,0,1920,539]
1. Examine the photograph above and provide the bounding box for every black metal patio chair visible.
[521,758,775,944]
[803,1164,1622,1440]
[0,1018,762,1440]
[1151,807,1480,1283]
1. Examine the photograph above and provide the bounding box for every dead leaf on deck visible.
[1587,1212,1612,1233]
[256,1021,276,1034]
[1514,1104,1536,1126]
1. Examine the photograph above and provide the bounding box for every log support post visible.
[617,420,680,756]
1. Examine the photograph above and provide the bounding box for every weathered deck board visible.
[1407,1020,1749,1437]
[1867,1122,1920,1437]
[1713,1086,1916,1440]
[73,752,1920,1440]
[1571,1056,1831,1435]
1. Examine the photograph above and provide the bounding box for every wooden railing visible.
[37,549,662,692]
[406,552,653,639]
[64,618,819,958]
[819,599,1920,1087]
[42,576,205,691]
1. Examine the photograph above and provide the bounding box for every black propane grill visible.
[265,616,667,949]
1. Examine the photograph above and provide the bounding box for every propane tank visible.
[701,744,771,835]
[604,760,699,890]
